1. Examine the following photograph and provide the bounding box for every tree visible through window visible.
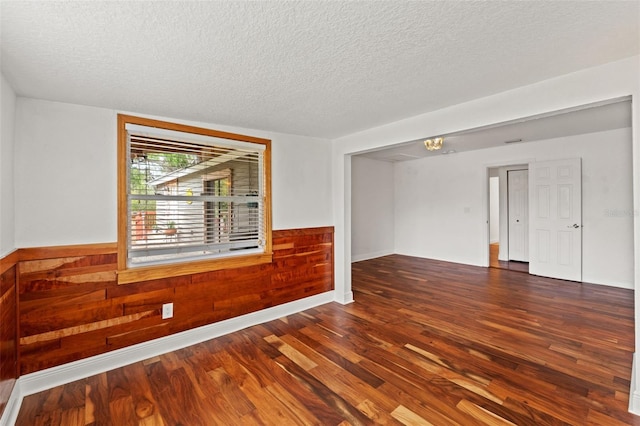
[118,115,272,280]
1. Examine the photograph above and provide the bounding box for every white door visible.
[508,170,528,261]
[529,158,582,281]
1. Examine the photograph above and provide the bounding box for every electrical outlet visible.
[162,303,173,319]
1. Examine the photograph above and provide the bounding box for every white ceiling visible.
[1,1,638,140]
[360,98,633,162]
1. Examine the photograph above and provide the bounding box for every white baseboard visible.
[336,291,354,305]
[629,353,640,415]
[0,291,334,426]
[0,381,22,426]
[351,250,394,263]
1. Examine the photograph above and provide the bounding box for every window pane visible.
[127,128,264,267]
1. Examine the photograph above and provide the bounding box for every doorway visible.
[488,165,529,273]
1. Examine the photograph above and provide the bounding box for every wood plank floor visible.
[15,255,639,425]
[489,243,529,273]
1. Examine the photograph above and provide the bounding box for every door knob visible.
[567,224,580,228]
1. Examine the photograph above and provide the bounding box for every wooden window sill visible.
[117,252,273,284]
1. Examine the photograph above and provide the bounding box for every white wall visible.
[270,131,332,231]
[13,98,333,248]
[489,176,499,243]
[14,99,117,247]
[1,74,16,256]
[351,156,394,262]
[394,128,633,288]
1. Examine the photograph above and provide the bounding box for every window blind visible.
[126,124,265,267]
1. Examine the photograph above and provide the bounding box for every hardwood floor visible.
[15,255,639,425]
[490,243,529,273]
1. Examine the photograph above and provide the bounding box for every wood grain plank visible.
[85,373,109,425]
[20,310,156,345]
[16,254,640,425]
[17,228,334,375]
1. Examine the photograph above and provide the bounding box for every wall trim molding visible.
[0,249,19,275]
[1,243,117,276]
[273,226,334,237]
[336,291,354,305]
[629,353,640,415]
[18,242,117,261]
[0,291,334,425]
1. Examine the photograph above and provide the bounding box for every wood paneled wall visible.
[16,227,333,375]
[0,252,18,418]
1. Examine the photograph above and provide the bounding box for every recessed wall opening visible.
[488,165,530,273]
[351,97,633,288]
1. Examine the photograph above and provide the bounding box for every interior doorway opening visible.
[488,165,529,273]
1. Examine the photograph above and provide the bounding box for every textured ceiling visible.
[1,1,638,139]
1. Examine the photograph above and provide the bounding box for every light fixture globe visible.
[424,137,444,151]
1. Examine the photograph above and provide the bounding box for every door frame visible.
[484,160,533,267]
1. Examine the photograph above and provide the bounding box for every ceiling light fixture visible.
[424,137,444,151]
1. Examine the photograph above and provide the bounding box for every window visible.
[118,115,272,283]
[205,173,232,244]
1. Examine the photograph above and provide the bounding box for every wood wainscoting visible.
[15,227,333,376]
[0,251,18,418]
